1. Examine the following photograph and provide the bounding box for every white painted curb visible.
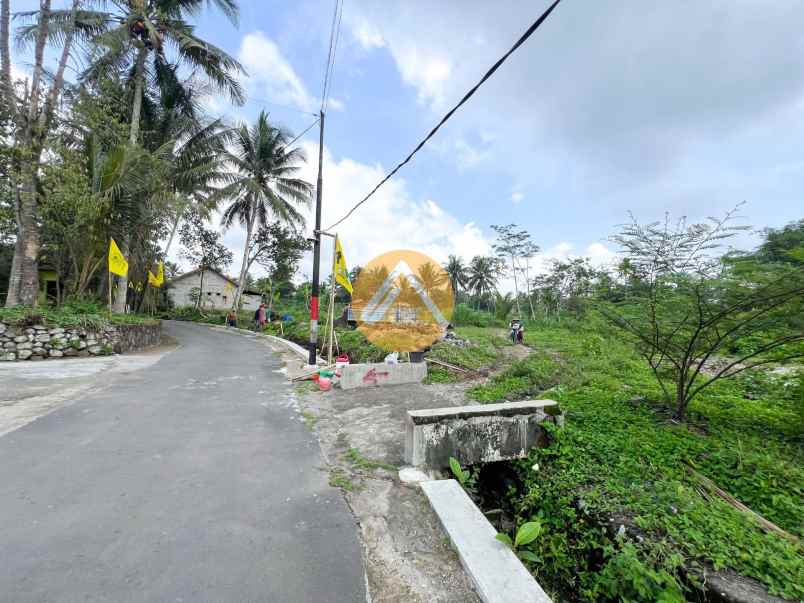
[420,479,552,603]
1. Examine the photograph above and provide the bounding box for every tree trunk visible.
[510,254,522,318]
[233,213,255,310]
[16,166,40,306]
[196,267,205,310]
[129,46,147,145]
[0,0,12,110]
[675,375,687,420]
[5,186,22,305]
[110,46,148,313]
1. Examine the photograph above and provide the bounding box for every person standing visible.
[254,303,267,330]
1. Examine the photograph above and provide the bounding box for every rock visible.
[49,328,65,335]
[17,349,32,360]
[33,324,47,331]
[1,352,16,361]
[76,340,87,350]
[88,345,103,355]
[77,350,90,358]
[25,328,35,335]
[0,323,6,335]
[32,347,45,356]
[14,335,28,343]
[16,342,32,350]
[35,334,50,343]
[49,349,64,358]
[3,342,16,350]
[29,354,43,361]
[62,348,77,357]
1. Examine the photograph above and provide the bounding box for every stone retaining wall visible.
[0,320,162,361]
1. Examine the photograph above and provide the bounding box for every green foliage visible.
[469,352,565,402]
[480,322,803,601]
[0,303,157,329]
[449,457,474,487]
[346,448,396,472]
[452,303,501,327]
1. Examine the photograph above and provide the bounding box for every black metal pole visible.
[308,110,325,365]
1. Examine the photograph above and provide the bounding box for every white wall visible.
[167,271,261,311]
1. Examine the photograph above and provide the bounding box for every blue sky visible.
[12,1,804,280]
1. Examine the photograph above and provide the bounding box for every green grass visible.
[1,303,158,329]
[467,319,803,601]
[345,447,397,472]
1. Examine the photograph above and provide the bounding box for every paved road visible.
[0,321,366,603]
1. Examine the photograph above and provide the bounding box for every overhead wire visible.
[320,0,344,112]
[287,116,321,147]
[325,0,563,231]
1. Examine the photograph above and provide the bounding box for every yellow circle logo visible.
[353,250,454,352]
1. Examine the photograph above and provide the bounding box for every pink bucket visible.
[318,376,332,391]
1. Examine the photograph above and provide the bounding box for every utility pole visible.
[308,110,325,365]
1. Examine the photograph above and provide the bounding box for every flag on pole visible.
[108,238,128,277]
[333,236,352,295]
[148,262,164,288]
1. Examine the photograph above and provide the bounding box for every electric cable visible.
[325,0,562,231]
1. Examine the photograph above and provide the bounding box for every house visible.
[166,268,262,311]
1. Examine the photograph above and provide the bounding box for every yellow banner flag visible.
[148,262,164,288]
[108,238,128,277]
[333,235,352,295]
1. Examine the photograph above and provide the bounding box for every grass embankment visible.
[1,302,158,329]
[466,320,803,601]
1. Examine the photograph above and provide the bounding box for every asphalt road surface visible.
[0,321,366,603]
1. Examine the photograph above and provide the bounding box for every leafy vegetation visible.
[0,299,157,329]
[465,317,802,601]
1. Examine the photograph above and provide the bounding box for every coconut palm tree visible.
[217,111,313,309]
[467,255,500,308]
[443,254,467,304]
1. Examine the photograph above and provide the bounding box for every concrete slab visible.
[405,400,561,468]
[420,479,552,603]
[340,361,427,390]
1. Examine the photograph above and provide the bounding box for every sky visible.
[12,0,804,284]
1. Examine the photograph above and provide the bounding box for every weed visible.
[329,470,357,492]
[346,448,396,472]
[300,410,318,431]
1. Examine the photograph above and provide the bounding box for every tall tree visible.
[443,255,467,304]
[599,209,804,420]
[217,111,313,309]
[467,255,502,308]
[491,224,540,319]
[3,1,103,305]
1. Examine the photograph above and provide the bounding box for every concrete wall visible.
[340,361,427,390]
[167,271,261,311]
[405,400,561,468]
[0,320,162,361]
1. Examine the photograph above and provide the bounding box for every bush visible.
[452,304,500,327]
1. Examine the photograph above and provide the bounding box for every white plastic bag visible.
[384,351,399,364]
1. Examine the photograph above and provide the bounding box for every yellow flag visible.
[108,238,128,277]
[148,262,164,288]
[333,236,352,295]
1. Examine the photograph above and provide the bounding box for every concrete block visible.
[405,400,560,468]
[420,479,552,603]
[339,361,427,390]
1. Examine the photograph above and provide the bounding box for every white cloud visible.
[511,192,524,204]
[238,31,315,112]
[327,97,346,112]
[454,138,488,169]
[350,17,386,50]
[295,143,491,277]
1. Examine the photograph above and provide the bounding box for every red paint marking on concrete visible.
[362,368,390,385]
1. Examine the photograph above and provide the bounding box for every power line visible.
[321,0,344,112]
[287,116,321,147]
[325,0,563,231]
